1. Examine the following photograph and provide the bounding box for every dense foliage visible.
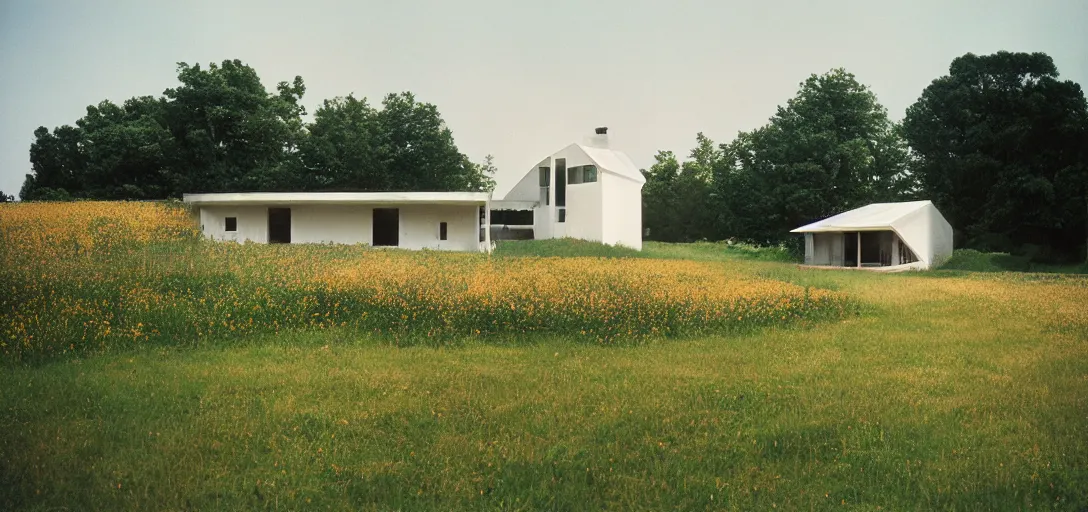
[0,202,851,362]
[643,69,911,248]
[643,54,1088,262]
[902,51,1088,262]
[19,60,494,200]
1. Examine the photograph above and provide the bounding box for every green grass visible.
[494,238,644,258]
[3,247,1087,510]
[940,249,1088,274]
[495,239,797,263]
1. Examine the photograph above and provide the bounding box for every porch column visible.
[857,232,861,268]
[484,199,492,253]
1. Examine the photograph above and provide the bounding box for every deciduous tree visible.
[721,68,912,244]
[902,51,1088,261]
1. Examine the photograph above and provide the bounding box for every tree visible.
[298,95,380,190]
[19,59,491,199]
[77,97,173,199]
[298,93,492,192]
[374,92,488,192]
[0,191,13,202]
[162,60,308,193]
[902,51,1088,261]
[641,150,682,241]
[475,154,498,193]
[21,125,86,201]
[640,135,717,243]
[720,68,912,244]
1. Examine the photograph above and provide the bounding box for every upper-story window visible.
[567,165,598,184]
[538,166,550,206]
[583,165,597,183]
[555,159,566,207]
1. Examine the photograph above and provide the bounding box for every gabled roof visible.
[576,144,646,184]
[494,143,645,201]
[791,201,933,233]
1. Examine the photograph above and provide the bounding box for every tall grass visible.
[1,203,852,363]
[3,204,1088,509]
[3,264,1087,509]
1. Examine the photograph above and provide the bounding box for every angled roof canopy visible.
[791,201,934,233]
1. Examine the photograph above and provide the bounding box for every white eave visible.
[182,191,491,206]
[490,200,538,210]
[791,201,932,233]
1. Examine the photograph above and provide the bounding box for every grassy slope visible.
[3,243,1087,510]
[940,248,1088,274]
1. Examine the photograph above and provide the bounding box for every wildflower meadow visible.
[1,201,852,362]
[2,201,1087,510]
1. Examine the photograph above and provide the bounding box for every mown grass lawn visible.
[3,242,1087,510]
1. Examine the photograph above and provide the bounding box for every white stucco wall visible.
[927,205,955,267]
[291,205,372,244]
[600,172,643,250]
[565,180,603,242]
[892,207,938,267]
[502,142,644,250]
[889,203,953,269]
[197,203,483,251]
[396,204,481,251]
[199,205,269,243]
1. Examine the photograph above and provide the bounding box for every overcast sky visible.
[1,0,1086,198]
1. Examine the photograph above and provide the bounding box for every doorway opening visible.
[373,208,399,247]
[843,231,858,267]
[268,208,291,244]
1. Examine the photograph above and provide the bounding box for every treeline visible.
[644,52,1088,262]
[19,60,495,201]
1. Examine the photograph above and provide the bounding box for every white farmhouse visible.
[791,200,953,271]
[184,128,646,252]
[183,191,492,252]
[492,127,645,250]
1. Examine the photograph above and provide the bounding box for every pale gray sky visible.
[1,0,1086,198]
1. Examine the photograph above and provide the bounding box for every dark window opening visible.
[490,209,533,225]
[373,208,399,246]
[860,232,883,265]
[900,240,919,265]
[268,208,291,244]
[558,208,566,223]
[843,231,858,267]
[555,158,566,207]
[479,206,487,242]
[583,165,597,183]
[225,217,237,232]
[567,165,597,185]
[568,166,582,185]
[439,222,448,241]
[538,166,550,206]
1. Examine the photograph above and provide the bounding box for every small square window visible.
[558,209,566,223]
[439,222,448,240]
[225,217,237,232]
[584,166,597,183]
